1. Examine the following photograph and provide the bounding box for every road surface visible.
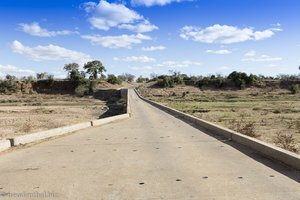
[0,90,299,200]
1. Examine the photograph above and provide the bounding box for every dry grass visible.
[139,85,300,153]
[0,93,106,139]
[273,132,298,153]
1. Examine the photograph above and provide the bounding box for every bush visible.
[88,80,98,93]
[157,76,175,88]
[173,76,183,85]
[75,84,89,97]
[0,75,20,94]
[229,117,260,138]
[290,84,299,94]
[107,74,122,85]
[227,71,258,89]
[273,132,298,153]
[46,75,55,87]
[136,76,148,83]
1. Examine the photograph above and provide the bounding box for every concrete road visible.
[0,90,299,200]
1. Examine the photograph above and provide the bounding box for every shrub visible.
[88,80,98,93]
[157,76,175,88]
[227,71,258,89]
[136,76,148,83]
[290,84,299,94]
[0,75,20,94]
[21,119,33,133]
[107,74,122,84]
[173,76,183,85]
[229,118,260,138]
[75,84,89,97]
[46,75,55,87]
[273,132,298,153]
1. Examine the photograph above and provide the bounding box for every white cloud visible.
[241,52,282,62]
[130,66,153,70]
[118,20,158,33]
[11,40,92,65]
[142,45,166,51]
[180,24,281,44]
[156,60,201,68]
[19,22,78,37]
[114,56,156,62]
[0,64,35,78]
[81,33,151,49]
[131,0,183,7]
[253,30,274,40]
[129,60,201,73]
[244,50,256,57]
[83,0,157,33]
[206,49,232,54]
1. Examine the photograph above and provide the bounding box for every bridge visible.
[0,90,299,199]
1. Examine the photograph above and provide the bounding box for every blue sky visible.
[0,0,299,78]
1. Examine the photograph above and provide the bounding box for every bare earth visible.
[0,93,106,140]
[138,84,300,152]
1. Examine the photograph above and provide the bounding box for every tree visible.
[117,75,126,82]
[36,73,48,80]
[124,73,135,82]
[64,63,79,73]
[136,76,146,83]
[84,60,106,80]
[64,63,80,80]
[107,74,122,85]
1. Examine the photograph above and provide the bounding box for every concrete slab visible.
[0,140,10,152]
[91,113,130,126]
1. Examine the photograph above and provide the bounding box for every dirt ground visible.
[138,84,300,152]
[0,93,107,140]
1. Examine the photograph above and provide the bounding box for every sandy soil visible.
[0,93,107,139]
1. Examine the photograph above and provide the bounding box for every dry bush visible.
[273,132,298,153]
[229,117,260,138]
[296,120,300,133]
[20,119,33,133]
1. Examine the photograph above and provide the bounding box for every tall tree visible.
[36,72,48,80]
[84,60,106,80]
[124,73,135,82]
[64,63,79,76]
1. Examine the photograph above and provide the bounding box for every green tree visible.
[36,72,48,80]
[136,76,146,83]
[64,63,80,79]
[64,63,79,73]
[124,73,135,82]
[107,74,122,85]
[84,60,106,80]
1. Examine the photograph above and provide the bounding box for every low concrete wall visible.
[13,122,92,146]
[0,140,11,152]
[135,89,300,170]
[121,88,131,115]
[92,113,130,126]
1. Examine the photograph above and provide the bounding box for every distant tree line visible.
[138,70,300,93]
[1,62,299,95]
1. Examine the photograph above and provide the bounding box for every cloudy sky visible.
[0,0,299,78]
